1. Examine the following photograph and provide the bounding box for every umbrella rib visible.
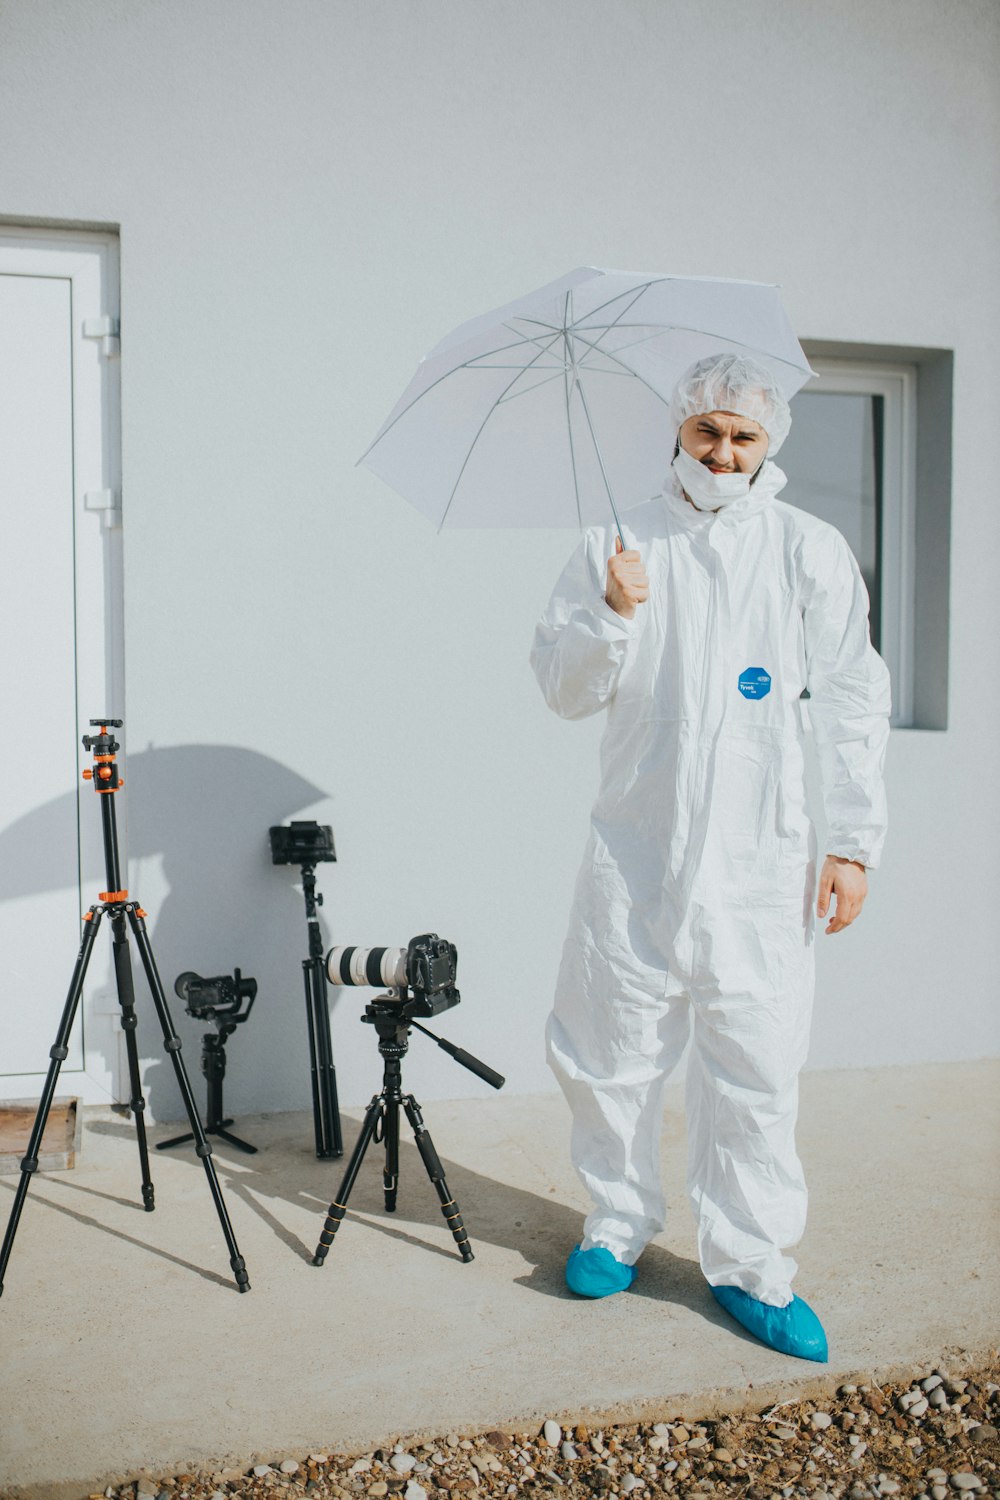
[566,328,675,406]
[436,335,567,531]
[358,329,563,463]
[574,321,811,377]
[571,283,652,364]
[497,368,568,402]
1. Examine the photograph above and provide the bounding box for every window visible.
[780,345,952,730]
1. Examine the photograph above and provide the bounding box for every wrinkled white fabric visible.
[671,445,753,509]
[530,462,890,1305]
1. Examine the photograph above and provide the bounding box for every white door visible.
[0,229,125,1106]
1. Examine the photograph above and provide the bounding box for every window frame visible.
[798,357,918,728]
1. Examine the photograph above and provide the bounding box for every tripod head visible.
[82,720,124,794]
[359,986,505,1091]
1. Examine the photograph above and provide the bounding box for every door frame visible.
[0,226,125,1105]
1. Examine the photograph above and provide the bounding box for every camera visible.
[269,821,336,865]
[326,933,460,1019]
[174,969,258,1021]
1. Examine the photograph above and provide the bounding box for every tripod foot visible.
[212,1126,258,1154]
[313,1200,346,1266]
[232,1255,251,1293]
[141,1182,155,1211]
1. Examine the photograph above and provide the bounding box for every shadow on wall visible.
[0,744,332,1122]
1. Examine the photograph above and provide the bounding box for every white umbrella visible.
[360,267,813,541]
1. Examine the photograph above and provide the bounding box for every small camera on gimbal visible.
[174,969,258,1022]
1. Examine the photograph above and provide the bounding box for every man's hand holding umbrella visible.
[605,537,649,621]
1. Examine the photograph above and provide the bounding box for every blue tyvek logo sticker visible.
[738,667,771,700]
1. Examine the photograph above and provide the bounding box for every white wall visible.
[1,0,997,1120]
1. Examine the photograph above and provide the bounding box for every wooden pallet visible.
[0,1097,81,1174]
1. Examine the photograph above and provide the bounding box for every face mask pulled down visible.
[672,444,753,511]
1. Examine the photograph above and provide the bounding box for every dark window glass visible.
[781,391,882,651]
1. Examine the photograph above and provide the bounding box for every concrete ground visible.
[0,1060,997,1500]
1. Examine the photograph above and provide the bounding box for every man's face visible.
[679,410,769,474]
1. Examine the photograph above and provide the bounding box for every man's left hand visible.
[817,855,868,934]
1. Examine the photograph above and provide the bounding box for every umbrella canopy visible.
[360,267,813,535]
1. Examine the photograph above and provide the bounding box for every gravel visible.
[74,1359,999,1500]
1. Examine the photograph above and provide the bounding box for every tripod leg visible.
[111,912,155,1211]
[312,1093,384,1265]
[0,908,103,1295]
[211,1125,257,1154]
[156,1129,195,1151]
[383,1094,399,1212]
[125,907,250,1293]
[312,966,343,1157]
[302,959,327,1157]
[402,1095,474,1263]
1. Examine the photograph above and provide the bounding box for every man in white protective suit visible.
[529,352,891,1362]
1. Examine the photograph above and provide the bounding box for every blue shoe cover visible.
[565,1243,637,1298]
[710,1284,828,1362]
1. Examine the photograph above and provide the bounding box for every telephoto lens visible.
[326,946,409,989]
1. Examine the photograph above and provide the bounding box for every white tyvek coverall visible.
[530,461,890,1306]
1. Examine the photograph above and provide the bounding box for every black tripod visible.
[269,823,342,1159]
[0,721,250,1296]
[312,991,504,1268]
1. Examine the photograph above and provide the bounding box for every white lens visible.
[326,945,408,987]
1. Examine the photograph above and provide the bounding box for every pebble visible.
[82,1360,999,1500]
